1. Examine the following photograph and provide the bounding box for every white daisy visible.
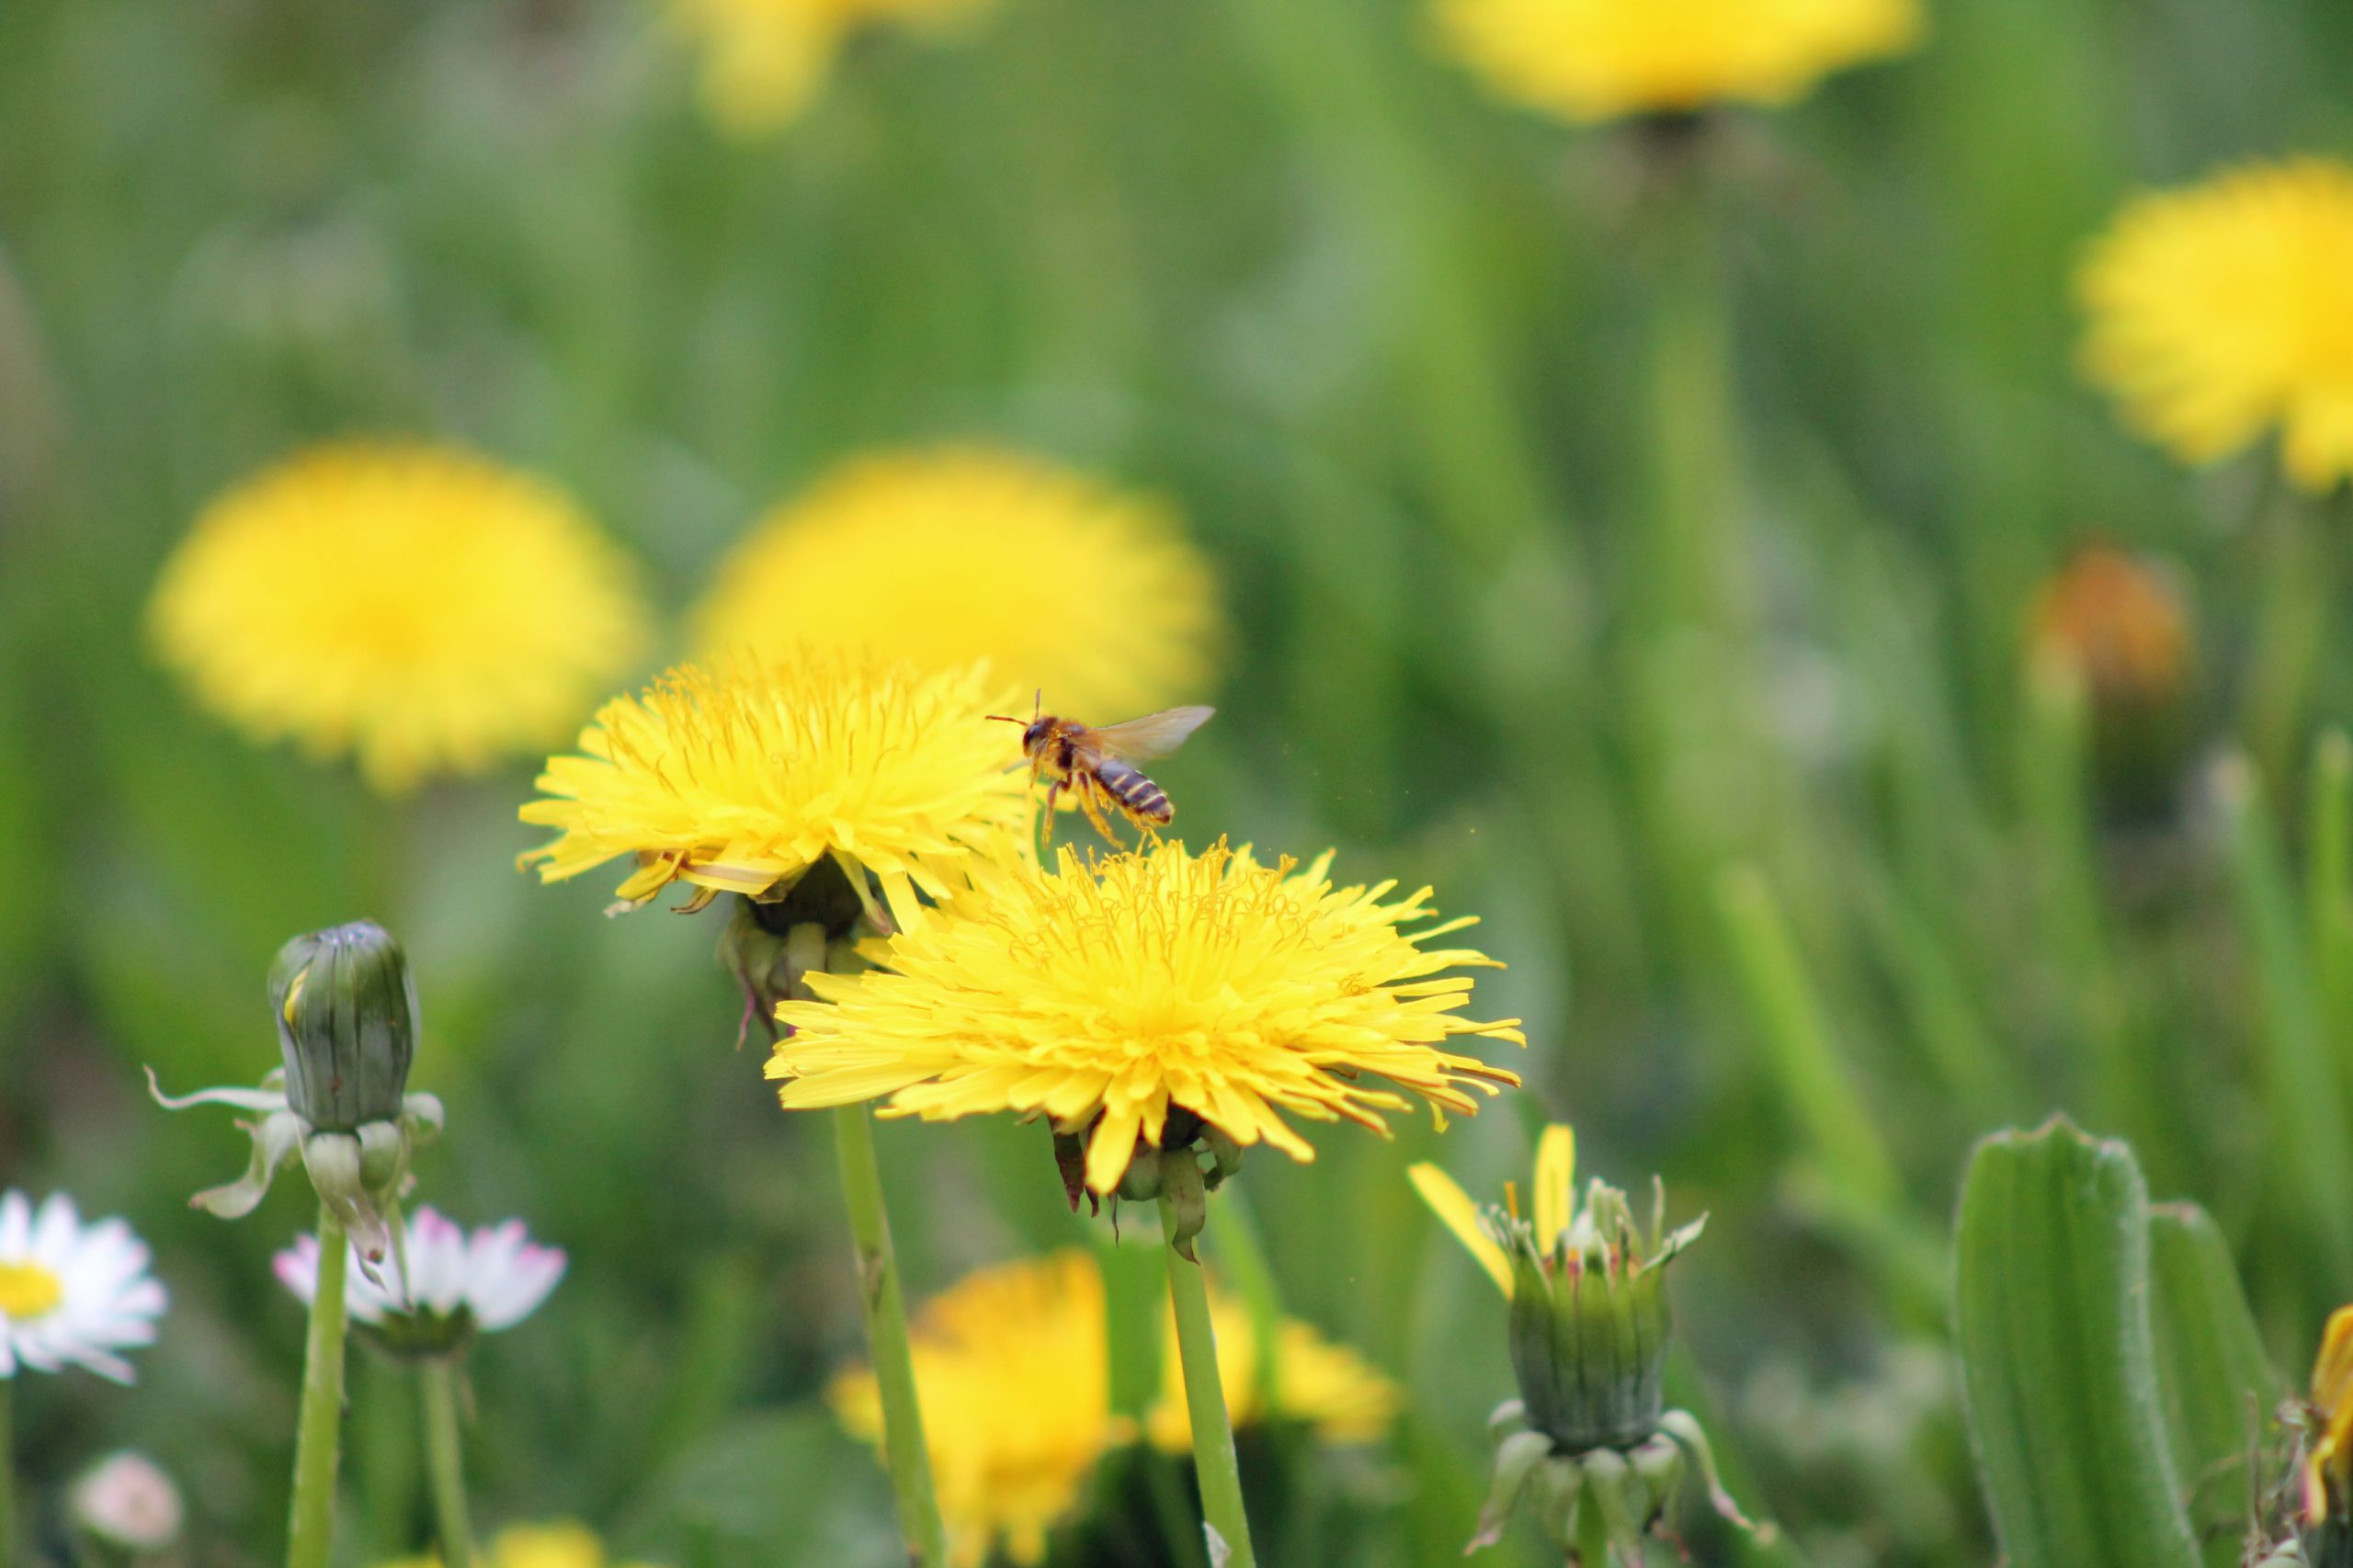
[0,1191,168,1384]
[275,1208,564,1353]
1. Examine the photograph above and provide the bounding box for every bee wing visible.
[1089,705,1214,762]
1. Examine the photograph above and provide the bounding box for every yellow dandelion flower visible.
[668,0,997,138]
[2078,159,2353,494]
[149,444,648,794]
[693,448,1222,719]
[1432,0,1923,124]
[517,651,1032,922]
[1143,1290,1401,1452]
[375,1521,660,1568]
[2305,1306,2353,1524]
[830,1252,1128,1568]
[768,838,1525,1194]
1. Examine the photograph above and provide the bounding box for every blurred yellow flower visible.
[693,447,1222,719]
[1143,1289,1401,1452]
[377,1521,659,1568]
[2305,1305,2353,1523]
[2079,159,2353,494]
[669,0,997,138]
[517,651,1032,922]
[833,1250,1397,1562]
[150,444,647,794]
[769,838,1524,1194]
[830,1251,1127,1568]
[1433,0,1922,123]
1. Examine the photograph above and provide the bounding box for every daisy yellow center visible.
[0,1259,63,1320]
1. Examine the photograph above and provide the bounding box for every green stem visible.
[2307,731,2353,1061]
[2217,755,2353,1299]
[419,1360,473,1568]
[832,1102,947,1566]
[2246,485,2331,789]
[1,1371,14,1568]
[1158,1190,1257,1568]
[288,1202,351,1568]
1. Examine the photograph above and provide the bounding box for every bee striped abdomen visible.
[1095,757,1174,824]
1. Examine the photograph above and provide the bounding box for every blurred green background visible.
[5,0,2353,1562]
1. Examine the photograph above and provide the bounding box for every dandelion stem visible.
[1159,1186,1257,1568]
[832,1102,947,1565]
[288,1201,350,1568]
[419,1360,474,1568]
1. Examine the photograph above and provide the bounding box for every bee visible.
[989,698,1215,844]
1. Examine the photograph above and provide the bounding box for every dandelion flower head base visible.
[769,838,1524,1194]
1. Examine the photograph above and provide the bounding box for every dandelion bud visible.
[69,1450,184,1554]
[1415,1127,1763,1560]
[269,920,417,1132]
[1501,1184,1679,1451]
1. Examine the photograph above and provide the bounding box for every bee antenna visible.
[1031,688,1042,720]
[985,714,1025,725]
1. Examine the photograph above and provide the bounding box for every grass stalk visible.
[2216,754,2353,1298]
[1716,863,1901,1210]
[0,1371,13,1568]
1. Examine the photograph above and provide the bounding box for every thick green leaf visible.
[2148,1203,2279,1568]
[1954,1119,2200,1568]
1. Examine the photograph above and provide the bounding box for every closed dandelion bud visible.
[150,922,442,1268]
[270,921,416,1132]
[1501,1180,1685,1451]
[1413,1126,1766,1561]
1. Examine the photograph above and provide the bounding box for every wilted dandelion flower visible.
[379,1521,660,1568]
[693,448,1222,718]
[2027,544,2190,715]
[149,444,648,793]
[1143,1288,1401,1452]
[831,1251,1127,1568]
[770,838,1524,1195]
[0,1191,167,1383]
[669,0,997,138]
[519,651,1033,923]
[2079,160,2353,494]
[1432,0,1923,124]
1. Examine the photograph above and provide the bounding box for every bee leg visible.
[1076,776,1122,846]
